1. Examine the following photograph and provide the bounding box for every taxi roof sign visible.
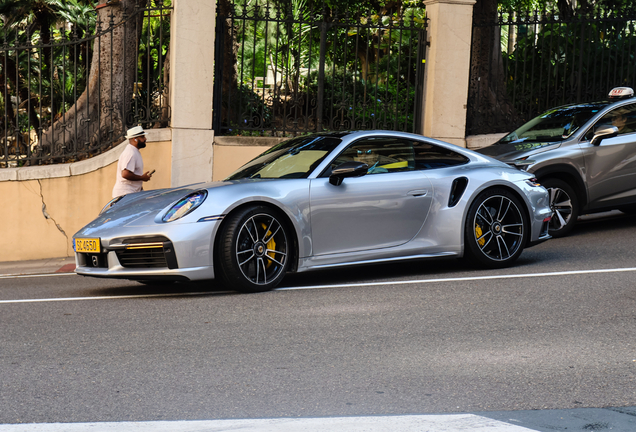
[608,87,634,100]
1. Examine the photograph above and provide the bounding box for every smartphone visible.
[149,169,156,175]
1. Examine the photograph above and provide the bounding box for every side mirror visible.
[328,161,368,186]
[591,125,619,146]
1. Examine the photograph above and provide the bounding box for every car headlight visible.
[525,177,542,187]
[162,190,208,222]
[100,196,124,214]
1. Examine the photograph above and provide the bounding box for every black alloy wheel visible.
[464,188,528,268]
[542,178,579,238]
[217,205,290,293]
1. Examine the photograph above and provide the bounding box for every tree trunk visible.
[38,0,142,161]
[466,0,521,135]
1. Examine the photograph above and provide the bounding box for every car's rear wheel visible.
[542,178,579,238]
[217,205,290,293]
[464,188,528,268]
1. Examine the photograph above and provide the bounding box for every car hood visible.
[75,178,298,236]
[77,183,215,234]
[477,140,561,162]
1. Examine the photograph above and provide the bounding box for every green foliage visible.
[224,83,273,136]
[0,0,97,145]
[226,67,418,136]
[138,1,170,86]
[225,0,425,135]
[498,0,636,14]
[0,0,171,154]
[501,9,636,120]
[53,0,96,37]
[309,69,417,130]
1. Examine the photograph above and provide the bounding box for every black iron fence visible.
[213,2,427,137]
[468,7,636,135]
[0,1,171,168]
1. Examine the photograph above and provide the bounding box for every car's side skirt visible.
[297,251,458,273]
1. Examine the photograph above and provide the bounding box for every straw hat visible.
[125,125,147,139]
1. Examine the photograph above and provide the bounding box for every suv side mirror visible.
[329,161,368,186]
[591,125,619,146]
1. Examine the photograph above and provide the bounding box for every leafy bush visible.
[306,69,418,132]
[222,84,273,135]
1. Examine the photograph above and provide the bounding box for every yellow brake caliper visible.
[475,224,485,247]
[261,223,276,267]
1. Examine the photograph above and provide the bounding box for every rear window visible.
[413,141,469,170]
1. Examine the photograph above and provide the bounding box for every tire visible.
[217,205,291,293]
[464,188,528,268]
[542,178,579,238]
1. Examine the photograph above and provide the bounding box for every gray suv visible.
[477,87,636,237]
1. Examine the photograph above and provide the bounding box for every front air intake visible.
[116,245,168,268]
[112,237,179,269]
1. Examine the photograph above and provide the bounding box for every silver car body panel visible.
[579,133,636,207]
[308,171,434,255]
[74,131,551,281]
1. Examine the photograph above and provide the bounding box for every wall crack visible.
[38,179,69,243]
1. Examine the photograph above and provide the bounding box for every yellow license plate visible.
[74,238,101,253]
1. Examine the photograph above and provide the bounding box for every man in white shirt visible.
[112,126,153,198]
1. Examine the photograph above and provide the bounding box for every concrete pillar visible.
[169,0,216,186]
[422,0,475,147]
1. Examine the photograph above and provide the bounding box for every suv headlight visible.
[162,190,208,222]
[525,177,542,187]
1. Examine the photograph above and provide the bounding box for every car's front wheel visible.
[217,205,291,293]
[464,188,528,268]
[542,178,579,238]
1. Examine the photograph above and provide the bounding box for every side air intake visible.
[449,177,468,207]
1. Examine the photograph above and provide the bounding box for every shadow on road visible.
[86,210,636,296]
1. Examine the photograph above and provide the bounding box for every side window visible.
[412,141,469,170]
[585,103,636,141]
[329,137,415,175]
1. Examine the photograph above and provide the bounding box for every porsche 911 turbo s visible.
[73,130,552,292]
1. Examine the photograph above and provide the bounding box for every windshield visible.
[225,135,343,180]
[497,103,608,144]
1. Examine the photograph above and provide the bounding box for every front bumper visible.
[74,220,218,282]
[526,221,551,248]
[514,179,553,248]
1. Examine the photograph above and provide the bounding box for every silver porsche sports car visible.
[73,130,552,292]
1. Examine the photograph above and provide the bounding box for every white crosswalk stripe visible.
[0,414,534,431]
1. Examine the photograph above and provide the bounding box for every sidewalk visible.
[0,256,75,276]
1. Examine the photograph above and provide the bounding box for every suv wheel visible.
[542,178,579,238]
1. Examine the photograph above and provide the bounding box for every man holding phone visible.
[112,125,154,198]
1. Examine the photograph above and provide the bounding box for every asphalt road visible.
[1,211,636,427]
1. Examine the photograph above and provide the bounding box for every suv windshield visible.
[225,135,343,180]
[497,103,608,144]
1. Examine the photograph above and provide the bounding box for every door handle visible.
[408,189,428,197]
